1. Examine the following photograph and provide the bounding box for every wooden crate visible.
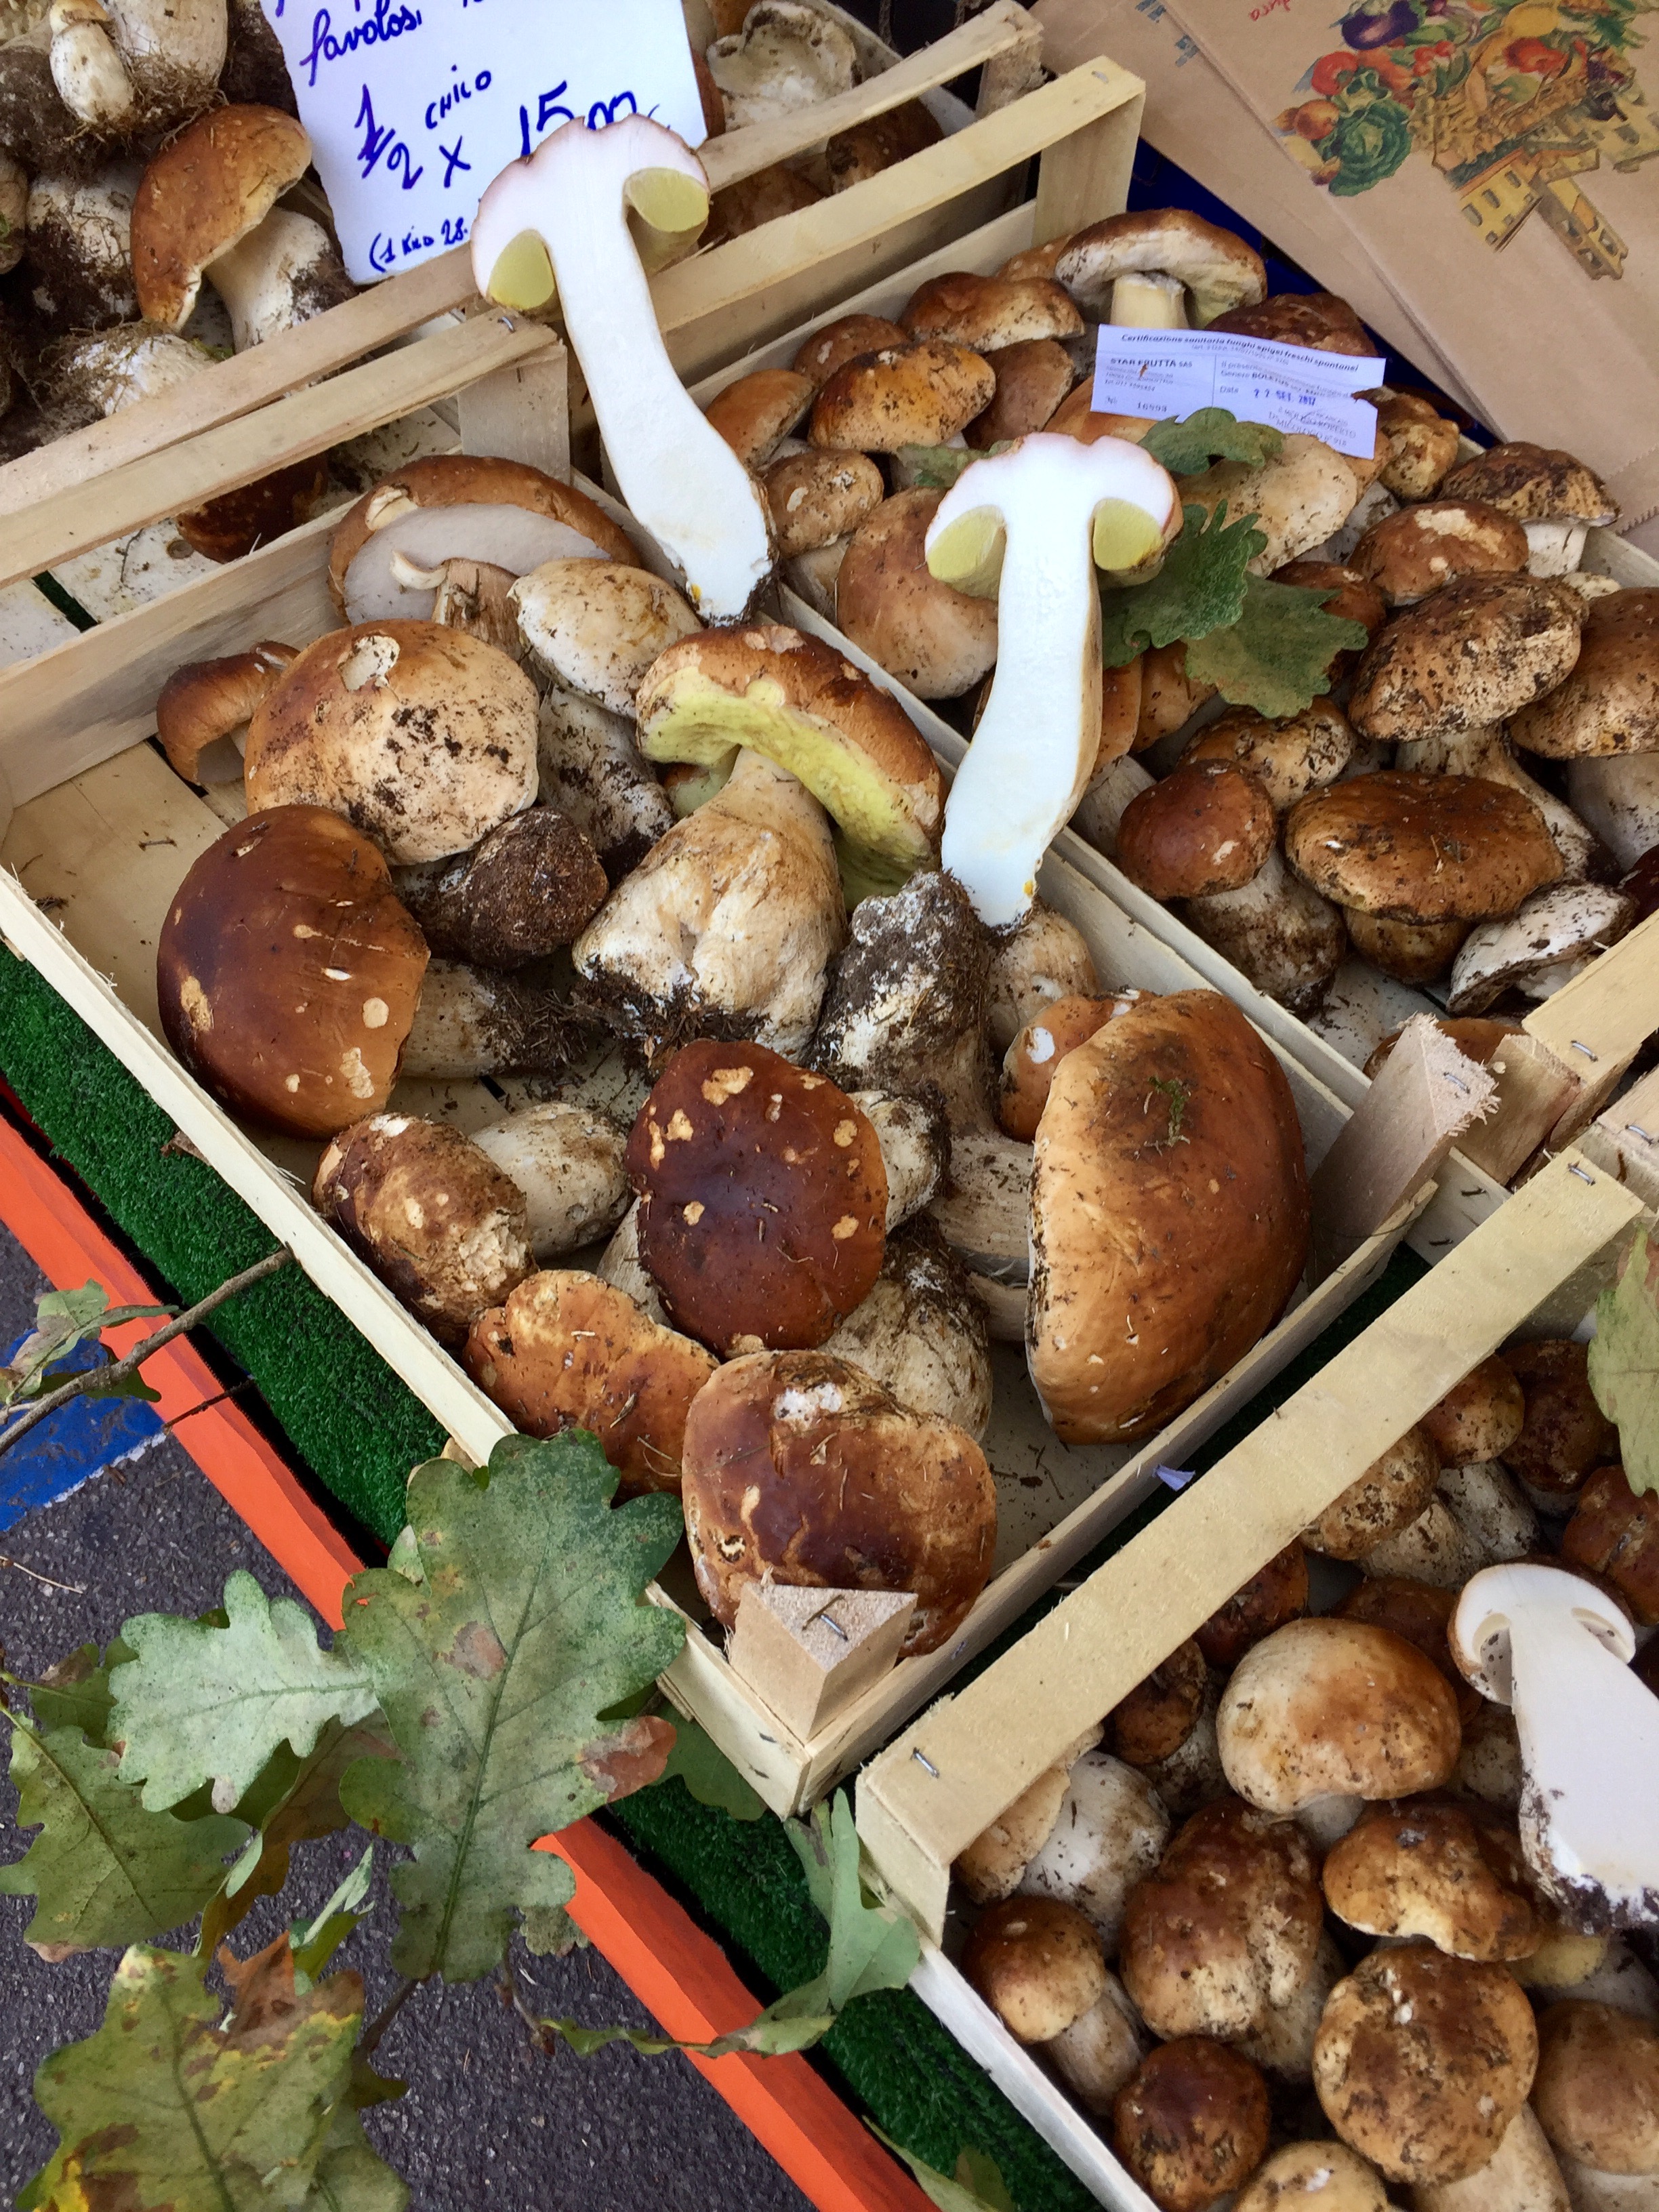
[855,1147,1650,2210]
[685,234,1659,1235]
[0,5,1143,595]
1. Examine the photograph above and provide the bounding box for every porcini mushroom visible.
[1351,499,1530,606]
[1567,752,1659,871]
[1301,1425,1443,1560]
[791,312,909,389]
[312,1113,533,1346]
[536,681,676,882]
[1181,697,1356,813]
[1503,1340,1620,1516]
[1028,989,1309,1444]
[1322,1795,1539,1961]
[1448,882,1637,1015]
[1234,2142,1391,2212]
[1011,1750,1172,1956]
[513,560,703,717]
[468,1102,630,1263]
[956,1724,1103,1904]
[327,457,633,627]
[836,489,999,700]
[156,638,298,785]
[762,449,884,562]
[1561,1465,1659,1627]
[1392,723,1605,884]
[809,338,996,453]
[962,1897,1149,2117]
[392,960,586,1084]
[1209,286,1372,354]
[985,901,1100,1053]
[1375,391,1462,501]
[1511,590,1659,760]
[998,990,1139,1141]
[1349,575,1586,745]
[24,161,139,329]
[705,0,857,129]
[1441,442,1618,578]
[924,432,1181,924]
[1112,2039,1271,2212]
[472,115,773,619]
[1534,2001,1659,2186]
[1054,209,1267,328]
[819,1218,991,1434]
[926,1129,1031,1340]
[1411,2106,1573,2212]
[49,0,224,133]
[1181,432,1366,576]
[1195,1542,1309,1671]
[464,1270,716,1496]
[967,337,1080,447]
[851,1088,949,1229]
[680,1347,996,1655]
[901,270,1083,352]
[392,808,607,969]
[703,365,814,471]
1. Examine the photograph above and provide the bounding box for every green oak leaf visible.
[0,1716,249,1955]
[22,1938,399,2211]
[785,1790,921,2013]
[112,1569,378,1811]
[656,1717,767,1821]
[22,1635,134,1744]
[1588,1225,1659,1496]
[1,1284,171,1407]
[287,1843,374,1988]
[1099,501,1263,666]
[1140,409,1284,476]
[337,1430,686,1982]
[870,2131,1016,2212]
[310,2104,409,2211]
[1184,570,1370,718]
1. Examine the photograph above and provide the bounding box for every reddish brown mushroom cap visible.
[1322,1796,1539,1962]
[1113,2039,1271,2212]
[1533,2001,1659,2175]
[1116,761,1276,902]
[1562,1463,1659,1625]
[1505,1339,1621,1504]
[791,312,909,391]
[962,1896,1107,2044]
[626,1041,886,1355]
[680,1348,996,1656]
[1195,1542,1309,1671]
[1109,1639,1208,1767]
[1284,772,1563,925]
[1421,1353,1525,1467]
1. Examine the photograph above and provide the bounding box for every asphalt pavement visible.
[0,1221,813,2212]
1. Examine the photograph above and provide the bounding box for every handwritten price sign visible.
[260,0,708,282]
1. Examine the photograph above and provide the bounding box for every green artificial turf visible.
[0,937,1428,2212]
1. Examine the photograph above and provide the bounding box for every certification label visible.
[1090,325,1387,458]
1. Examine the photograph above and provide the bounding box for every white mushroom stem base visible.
[1413,2106,1572,2212]
[1183,847,1347,1014]
[1525,519,1591,578]
[208,207,346,352]
[1567,754,1659,872]
[1555,2156,1659,2211]
[469,1103,629,1263]
[1042,1977,1147,2115]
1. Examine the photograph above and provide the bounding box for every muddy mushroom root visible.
[392,810,607,971]
[680,1347,996,1656]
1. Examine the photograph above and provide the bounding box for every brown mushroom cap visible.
[962,1896,1107,2044]
[1376,392,1462,502]
[1136,641,1218,747]
[998,990,1137,1143]
[1109,1639,1208,1767]
[1273,562,1388,658]
[1504,1340,1620,1504]
[1509,589,1659,760]
[156,640,300,783]
[626,1041,886,1355]
[243,621,539,865]
[1284,772,1563,924]
[762,449,884,560]
[1312,1947,1538,2186]
[1029,989,1311,1446]
[463,1269,717,1497]
[1194,1542,1309,1671]
[131,105,312,328]
[900,270,1083,352]
[1208,289,1372,356]
[396,808,607,969]
[808,340,996,453]
[704,367,816,470]
[1345,912,1469,985]
[1322,1796,1538,1962]
[1115,760,1277,901]
[1349,575,1586,744]
[1561,1464,1659,1626]
[1113,2039,1271,2212]
[836,489,999,699]
[1182,699,1356,815]
[1422,1354,1525,1467]
[312,1113,531,1346]
[1351,500,1530,607]
[825,98,943,190]
[706,161,823,246]
[1234,2143,1390,2212]
[1334,1576,1480,1723]
[1218,1617,1462,1815]
[1056,208,1267,326]
[966,336,1078,447]
[1119,1795,1323,2039]
[1045,386,1156,448]
[791,312,909,390]
[1441,441,1618,527]
[157,806,428,1139]
[1534,2001,1659,2175]
[680,1347,996,1655]
[996,238,1067,284]
[1302,1425,1442,1560]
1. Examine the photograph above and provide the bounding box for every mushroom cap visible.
[985,901,1101,1054]
[312,1113,532,1346]
[705,161,822,245]
[1028,989,1311,1446]
[762,449,884,560]
[1045,386,1156,447]
[1334,1575,1479,1722]
[131,104,311,328]
[819,1215,993,1435]
[1182,699,1356,814]
[1273,561,1389,657]
[1181,432,1363,576]
[1376,392,1462,502]
[1322,1796,1539,1962]
[680,1346,996,1655]
[808,340,996,453]
[1109,1638,1208,1767]
[1345,912,1469,986]
[825,97,943,190]
[707,0,858,129]
[1218,1617,1462,1814]
[1284,772,1563,924]
[1441,442,1618,528]
[1446,880,1636,1017]
[1055,208,1267,325]
[1112,2039,1271,2212]
[1423,1355,1526,1467]
[1301,1425,1443,1561]
[512,560,703,718]
[1115,760,1277,901]
[967,336,1079,447]
[1312,1946,1538,2185]
[1534,2002,1659,2175]
[1504,1340,1621,1505]
[243,622,539,866]
[1510,590,1659,760]
[791,312,909,390]
[157,805,428,1139]
[998,991,1136,1143]
[626,1040,886,1354]
[1349,575,1586,743]
[704,367,815,469]
[156,640,299,783]
[464,1269,717,1497]
[1561,1465,1659,1626]
[326,456,633,624]
[1194,1541,1309,1671]
[1119,1794,1324,2039]
[836,489,999,699]
[962,1895,1108,2044]
[1208,287,1372,356]
[1351,500,1530,607]
[634,623,944,893]
[1233,2142,1390,2212]
[958,1752,1086,1908]
[900,270,1083,352]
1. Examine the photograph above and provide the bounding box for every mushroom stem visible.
[207,205,352,351]
[471,115,773,620]
[1109,269,1188,329]
[49,0,133,127]
[399,961,586,1081]
[1183,845,1348,1013]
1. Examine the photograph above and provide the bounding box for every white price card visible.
[260,0,709,284]
[1090,326,1387,459]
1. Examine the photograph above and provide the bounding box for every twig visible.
[0,1553,87,1594]
[496,1961,558,2055]
[359,1977,419,2060]
[0,1250,294,1458]
[161,1379,257,1434]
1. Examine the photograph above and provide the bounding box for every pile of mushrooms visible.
[960,1345,1659,2212]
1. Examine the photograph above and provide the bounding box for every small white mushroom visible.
[468,1102,630,1263]
[1448,882,1637,1017]
[1015,1749,1172,1957]
[926,1129,1030,1332]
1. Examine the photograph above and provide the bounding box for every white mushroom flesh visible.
[1566,754,1659,873]
[209,207,344,352]
[1448,882,1636,1017]
[1525,519,1592,579]
[1016,1750,1171,1955]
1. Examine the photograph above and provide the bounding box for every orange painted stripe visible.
[0,1108,930,2212]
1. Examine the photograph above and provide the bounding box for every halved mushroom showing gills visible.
[327,457,634,627]
[472,115,773,619]
[1028,989,1309,1443]
[925,432,1181,924]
